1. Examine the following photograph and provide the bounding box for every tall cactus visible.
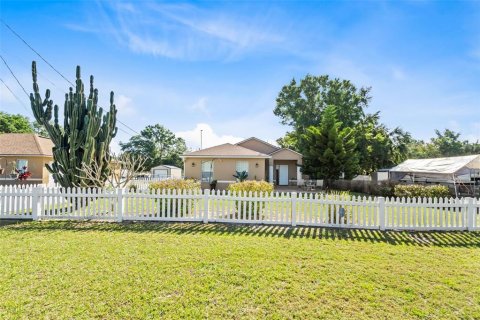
[30,61,118,188]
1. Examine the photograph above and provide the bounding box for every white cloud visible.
[70,1,286,61]
[190,97,209,115]
[176,123,243,150]
[115,94,136,116]
[391,67,406,80]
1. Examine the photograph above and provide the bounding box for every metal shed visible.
[150,165,182,179]
[390,155,480,196]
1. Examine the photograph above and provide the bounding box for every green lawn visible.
[0,221,479,319]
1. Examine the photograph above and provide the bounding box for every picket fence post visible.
[203,189,210,223]
[466,197,474,231]
[378,197,386,231]
[117,188,124,222]
[31,186,42,221]
[291,192,297,227]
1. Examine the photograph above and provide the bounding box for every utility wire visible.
[0,77,30,113]
[0,54,29,98]
[1,21,140,136]
[1,18,75,87]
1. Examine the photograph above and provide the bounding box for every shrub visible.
[394,184,451,198]
[149,179,201,193]
[148,179,201,215]
[233,170,248,182]
[227,181,274,218]
[370,181,396,197]
[227,180,274,194]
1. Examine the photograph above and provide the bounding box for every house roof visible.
[235,137,280,151]
[182,143,270,158]
[0,133,54,157]
[151,165,181,169]
[390,155,480,175]
[268,147,303,157]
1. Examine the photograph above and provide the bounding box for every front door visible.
[279,165,289,186]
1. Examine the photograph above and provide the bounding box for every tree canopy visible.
[120,124,187,170]
[406,129,480,159]
[274,74,411,177]
[274,75,371,132]
[300,105,358,181]
[0,112,33,134]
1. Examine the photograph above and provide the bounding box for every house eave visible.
[181,155,271,159]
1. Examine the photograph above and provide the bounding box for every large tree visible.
[300,105,358,182]
[120,124,187,170]
[0,111,33,133]
[354,113,412,174]
[406,129,480,158]
[274,74,371,133]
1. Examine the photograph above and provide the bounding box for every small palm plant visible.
[233,170,248,182]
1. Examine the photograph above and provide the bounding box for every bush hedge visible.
[227,181,274,218]
[226,180,274,194]
[393,184,451,198]
[149,179,201,193]
[148,179,201,215]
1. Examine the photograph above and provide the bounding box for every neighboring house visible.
[182,137,303,189]
[0,133,53,185]
[150,165,182,179]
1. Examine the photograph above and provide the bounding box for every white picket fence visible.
[0,186,479,231]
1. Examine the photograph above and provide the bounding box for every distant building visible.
[150,165,182,179]
[0,133,53,185]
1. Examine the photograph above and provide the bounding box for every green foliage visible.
[30,61,117,188]
[31,120,49,136]
[2,222,479,319]
[148,179,201,214]
[394,184,451,198]
[406,129,480,159]
[300,105,358,182]
[232,170,248,182]
[120,124,187,170]
[276,131,299,151]
[227,181,274,216]
[227,180,274,194]
[0,112,33,133]
[354,113,412,174]
[274,75,411,178]
[149,179,201,192]
[274,74,370,132]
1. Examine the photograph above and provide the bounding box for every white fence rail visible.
[0,186,479,231]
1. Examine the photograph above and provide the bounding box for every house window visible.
[236,161,249,174]
[16,159,28,171]
[201,161,213,182]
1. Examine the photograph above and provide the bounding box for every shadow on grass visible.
[1,220,479,248]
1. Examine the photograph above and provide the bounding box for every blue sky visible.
[1,1,479,152]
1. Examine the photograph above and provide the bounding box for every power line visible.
[117,120,139,135]
[0,77,30,113]
[1,20,140,136]
[1,18,75,87]
[0,54,29,98]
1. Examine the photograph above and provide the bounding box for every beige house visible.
[182,137,303,189]
[0,133,53,185]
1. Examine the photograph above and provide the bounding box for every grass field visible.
[0,221,479,319]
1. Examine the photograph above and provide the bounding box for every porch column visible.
[269,165,274,183]
[296,166,302,186]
